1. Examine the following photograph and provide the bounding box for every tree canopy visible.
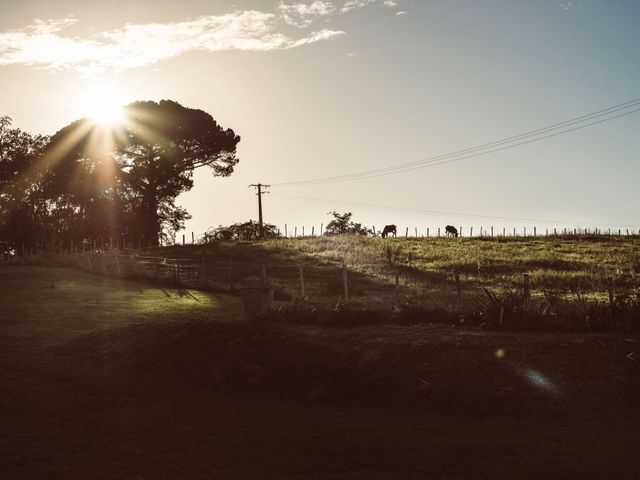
[0,100,240,254]
[0,116,49,254]
[324,211,372,236]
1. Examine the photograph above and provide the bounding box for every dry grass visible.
[137,235,639,313]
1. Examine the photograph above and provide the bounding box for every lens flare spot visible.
[523,369,556,393]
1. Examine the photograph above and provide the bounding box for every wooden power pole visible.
[249,183,270,237]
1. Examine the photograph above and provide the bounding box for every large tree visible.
[0,116,49,254]
[45,100,240,245]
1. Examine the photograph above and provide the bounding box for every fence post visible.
[394,271,400,304]
[295,226,297,238]
[491,226,493,237]
[470,227,473,237]
[427,227,429,237]
[534,227,537,237]
[524,227,527,237]
[201,254,206,287]
[502,227,505,237]
[415,227,418,238]
[523,273,530,307]
[342,264,349,302]
[607,277,615,317]
[459,226,462,238]
[115,254,121,277]
[285,224,288,237]
[514,227,516,236]
[438,227,441,237]
[299,265,305,299]
[372,226,376,236]
[192,232,195,244]
[405,227,409,238]
[320,223,323,235]
[302,226,305,237]
[312,226,315,236]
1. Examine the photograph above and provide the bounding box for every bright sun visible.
[81,85,127,126]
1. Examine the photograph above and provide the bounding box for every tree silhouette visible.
[0,116,49,254]
[45,100,240,246]
[324,211,371,236]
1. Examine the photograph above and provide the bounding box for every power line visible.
[272,98,640,187]
[270,192,640,228]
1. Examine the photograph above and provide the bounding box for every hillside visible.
[111,235,640,331]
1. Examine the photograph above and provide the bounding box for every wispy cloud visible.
[278,1,337,27]
[0,1,406,75]
[342,0,401,12]
[0,11,344,75]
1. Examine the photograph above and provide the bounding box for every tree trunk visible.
[141,194,161,247]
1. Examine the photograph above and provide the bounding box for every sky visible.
[1,0,639,238]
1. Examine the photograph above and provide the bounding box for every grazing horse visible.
[445,225,459,238]
[381,225,397,238]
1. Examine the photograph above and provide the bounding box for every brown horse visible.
[445,225,459,238]
[381,225,397,238]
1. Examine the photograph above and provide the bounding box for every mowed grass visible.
[0,266,237,343]
[1,266,640,479]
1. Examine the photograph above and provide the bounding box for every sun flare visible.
[81,85,127,126]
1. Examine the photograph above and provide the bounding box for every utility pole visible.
[249,183,270,237]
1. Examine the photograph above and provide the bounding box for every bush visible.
[204,220,279,241]
[324,212,372,236]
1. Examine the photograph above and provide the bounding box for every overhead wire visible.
[272,98,640,186]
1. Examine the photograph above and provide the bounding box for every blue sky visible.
[1,0,639,236]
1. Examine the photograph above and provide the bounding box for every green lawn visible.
[1,266,639,479]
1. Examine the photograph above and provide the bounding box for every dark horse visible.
[445,225,459,238]
[381,225,397,238]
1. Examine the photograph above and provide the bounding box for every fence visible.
[17,225,637,258]
[52,251,205,287]
[278,225,640,238]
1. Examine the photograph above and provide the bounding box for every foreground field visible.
[1,266,639,479]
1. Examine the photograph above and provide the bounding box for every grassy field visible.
[146,235,639,299]
[1,265,639,479]
[122,235,640,331]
